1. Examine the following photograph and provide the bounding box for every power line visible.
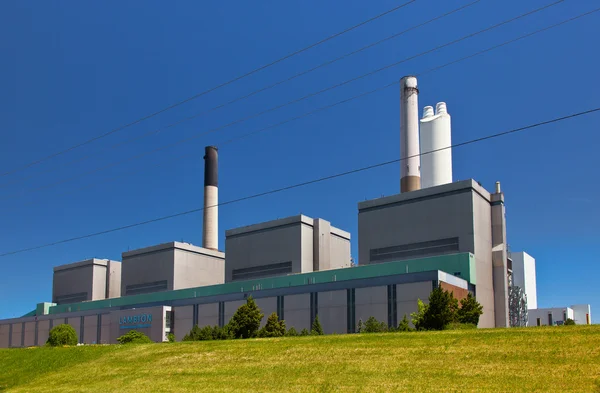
[0,0,480,191]
[0,0,418,178]
[0,0,564,201]
[1,106,598,258]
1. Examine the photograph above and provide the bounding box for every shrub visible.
[46,324,78,347]
[167,333,175,342]
[357,319,364,333]
[311,315,324,336]
[258,313,286,338]
[299,328,310,336]
[183,325,231,341]
[564,318,576,326]
[227,296,264,339]
[286,327,299,337]
[363,316,387,333]
[117,330,152,344]
[411,299,428,331]
[421,286,459,331]
[397,314,412,332]
[457,293,483,326]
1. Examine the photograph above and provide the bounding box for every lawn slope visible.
[1,326,599,392]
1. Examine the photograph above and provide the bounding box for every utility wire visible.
[0,0,479,191]
[0,0,417,178]
[2,106,598,258]
[0,0,563,201]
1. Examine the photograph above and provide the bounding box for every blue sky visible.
[0,0,598,322]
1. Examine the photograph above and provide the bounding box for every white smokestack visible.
[400,76,421,192]
[203,146,218,250]
[420,102,452,188]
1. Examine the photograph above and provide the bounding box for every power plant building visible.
[1,75,588,347]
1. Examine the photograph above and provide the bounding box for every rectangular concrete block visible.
[256,297,277,328]
[0,324,10,348]
[24,322,36,347]
[355,286,387,326]
[174,305,194,342]
[198,303,219,328]
[318,290,347,334]
[100,314,111,344]
[224,300,246,326]
[37,320,50,346]
[11,323,22,347]
[284,293,310,332]
[83,315,98,344]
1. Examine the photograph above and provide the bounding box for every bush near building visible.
[397,315,412,332]
[258,313,286,338]
[228,296,264,339]
[116,330,152,344]
[362,316,388,333]
[46,324,78,347]
[457,293,484,325]
[564,318,576,326]
[413,287,483,331]
[311,315,324,336]
[286,327,299,337]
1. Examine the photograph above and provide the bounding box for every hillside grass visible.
[1,326,599,392]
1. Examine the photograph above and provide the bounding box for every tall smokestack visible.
[400,76,421,192]
[203,146,218,250]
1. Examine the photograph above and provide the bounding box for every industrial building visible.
[0,75,589,347]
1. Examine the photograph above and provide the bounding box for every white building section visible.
[420,102,453,189]
[528,307,574,326]
[571,304,592,325]
[511,251,538,309]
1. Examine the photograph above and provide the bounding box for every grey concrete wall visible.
[92,265,108,301]
[174,305,194,341]
[472,193,495,328]
[313,219,331,271]
[396,282,432,326]
[100,314,110,344]
[67,317,81,343]
[121,249,175,294]
[37,320,50,346]
[225,221,304,282]
[318,290,347,334]
[198,303,219,328]
[83,315,98,344]
[107,261,122,298]
[284,293,310,332]
[301,224,314,273]
[0,324,9,348]
[330,234,351,270]
[173,249,224,290]
[53,264,94,303]
[355,286,388,326]
[256,297,277,328]
[491,193,509,328]
[24,322,35,347]
[11,323,22,347]
[224,300,246,326]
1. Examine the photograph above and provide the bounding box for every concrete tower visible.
[203,146,219,250]
[400,76,421,192]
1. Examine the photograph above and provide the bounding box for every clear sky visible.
[0,0,598,322]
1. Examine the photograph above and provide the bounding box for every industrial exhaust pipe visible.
[400,76,421,192]
[203,146,218,250]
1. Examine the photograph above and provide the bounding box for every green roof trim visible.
[48,252,474,315]
[21,310,36,317]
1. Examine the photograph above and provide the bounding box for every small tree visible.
[286,327,299,337]
[46,324,78,347]
[564,318,576,326]
[411,299,428,331]
[167,333,175,342]
[357,318,364,333]
[397,314,412,332]
[311,315,324,336]
[457,293,483,326]
[117,330,152,344]
[227,296,264,339]
[363,316,387,333]
[182,325,202,341]
[299,328,310,336]
[258,312,286,338]
[421,286,459,331]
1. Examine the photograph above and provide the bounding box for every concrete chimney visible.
[400,76,421,192]
[203,146,219,250]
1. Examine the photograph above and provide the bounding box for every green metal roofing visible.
[47,252,474,316]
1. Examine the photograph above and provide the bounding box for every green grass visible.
[1,326,599,392]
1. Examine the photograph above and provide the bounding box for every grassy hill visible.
[1,326,599,392]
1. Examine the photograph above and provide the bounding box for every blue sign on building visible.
[119,313,152,330]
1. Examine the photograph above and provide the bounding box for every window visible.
[165,311,173,332]
[563,312,567,322]
[231,261,292,281]
[548,313,553,326]
[54,292,88,305]
[126,280,168,296]
[370,237,459,263]
[536,318,541,327]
